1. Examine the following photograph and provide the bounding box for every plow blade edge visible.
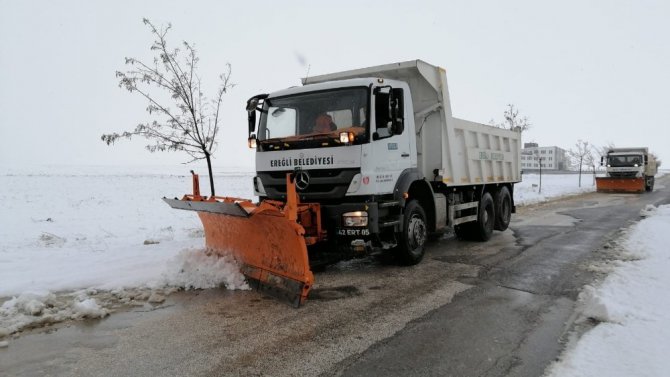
[164,172,319,307]
[595,177,645,193]
[197,209,314,307]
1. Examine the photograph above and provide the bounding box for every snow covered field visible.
[1,165,252,336]
[1,165,668,374]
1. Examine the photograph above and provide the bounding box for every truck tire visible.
[473,192,495,241]
[396,200,427,265]
[493,186,512,231]
[645,176,654,192]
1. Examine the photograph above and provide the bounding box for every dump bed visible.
[303,60,521,186]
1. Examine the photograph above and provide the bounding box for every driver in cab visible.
[312,113,336,133]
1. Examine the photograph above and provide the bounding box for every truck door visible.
[369,85,412,194]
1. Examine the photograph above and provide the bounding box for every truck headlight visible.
[343,211,368,227]
[339,131,355,144]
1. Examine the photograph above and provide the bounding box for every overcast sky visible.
[1,0,668,171]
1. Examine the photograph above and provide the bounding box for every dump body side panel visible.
[442,118,521,186]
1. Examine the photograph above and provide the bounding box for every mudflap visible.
[595,177,645,193]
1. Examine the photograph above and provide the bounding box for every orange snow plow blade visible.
[595,177,645,193]
[164,172,323,307]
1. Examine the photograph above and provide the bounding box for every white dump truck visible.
[597,147,658,192]
[247,60,521,264]
[167,60,522,305]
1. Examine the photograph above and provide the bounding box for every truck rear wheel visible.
[396,200,427,265]
[473,192,495,241]
[494,186,512,231]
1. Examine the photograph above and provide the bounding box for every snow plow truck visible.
[596,147,658,193]
[165,60,522,306]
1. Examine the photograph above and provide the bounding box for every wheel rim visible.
[407,215,427,250]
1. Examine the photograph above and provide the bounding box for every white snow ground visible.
[1,165,668,375]
[544,203,670,377]
[1,165,252,335]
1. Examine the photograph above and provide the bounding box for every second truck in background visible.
[596,147,658,193]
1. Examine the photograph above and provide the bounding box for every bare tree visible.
[101,18,233,196]
[583,145,598,185]
[568,140,594,187]
[490,104,531,132]
[593,142,616,164]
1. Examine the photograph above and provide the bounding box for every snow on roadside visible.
[0,248,249,337]
[515,173,596,206]
[545,204,670,377]
[157,248,249,291]
[0,166,253,338]
[0,290,109,336]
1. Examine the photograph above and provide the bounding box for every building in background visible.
[521,142,568,171]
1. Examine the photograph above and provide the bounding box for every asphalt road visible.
[1,175,669,377]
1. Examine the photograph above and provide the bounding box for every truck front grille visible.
[258,168,360,200]
[609,171,638,178]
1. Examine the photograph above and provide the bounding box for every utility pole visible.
[539,156,544,194]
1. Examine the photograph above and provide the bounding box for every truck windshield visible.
[608,155,643,166]
[257,87,369,150]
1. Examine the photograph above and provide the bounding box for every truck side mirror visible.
[391,88,404,135]
[247,111,256,135]
[373,86,404,140]
[246,94,268,136]
[600,156,603,166]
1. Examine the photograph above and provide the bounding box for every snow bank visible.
[515,173,596,206]
[546,205,670,377]
[0,248,249,336]
[158,248,249,290]
[0,290,108,336]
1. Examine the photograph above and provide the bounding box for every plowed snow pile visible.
[546,204,670,376]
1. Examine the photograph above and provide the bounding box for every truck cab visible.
[248,78,415,263]
[251,78,413,202]
[603,152,646,178]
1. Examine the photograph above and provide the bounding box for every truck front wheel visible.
[645,176,654,192]
[396,200,427,265]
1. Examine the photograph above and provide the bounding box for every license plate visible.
[337,228,371,236]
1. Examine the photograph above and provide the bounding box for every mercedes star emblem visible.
[295,171,310,191]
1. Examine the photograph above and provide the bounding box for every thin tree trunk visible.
[205,152,215,197]
[578,157,582,187]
